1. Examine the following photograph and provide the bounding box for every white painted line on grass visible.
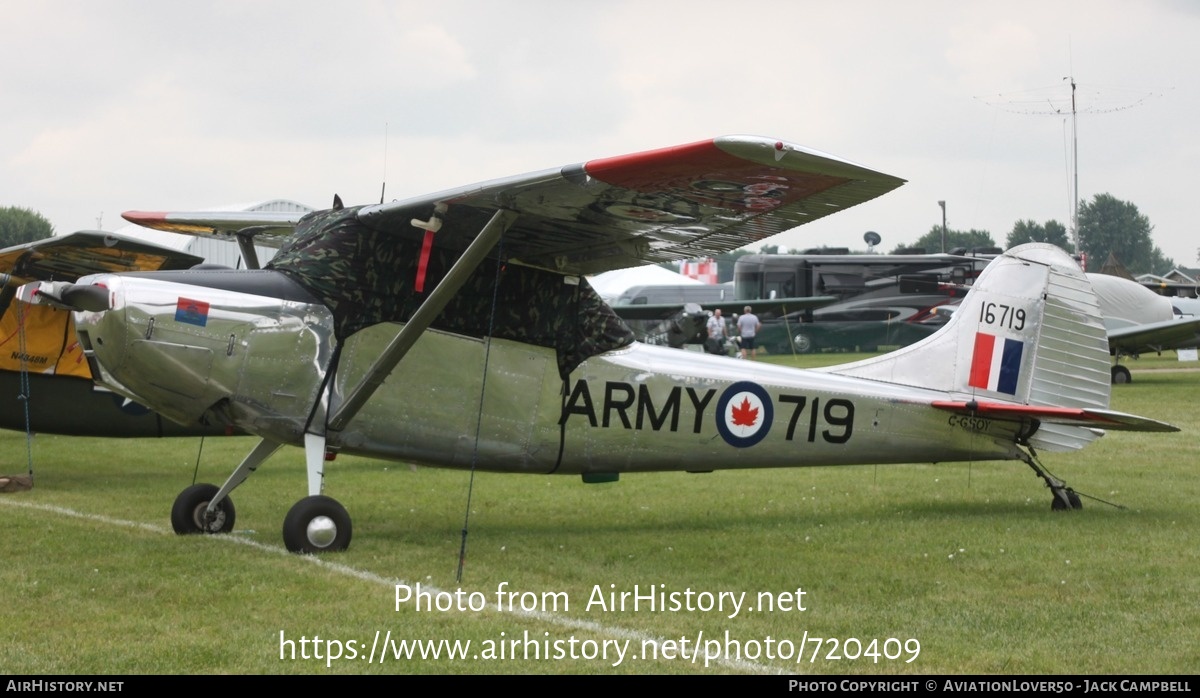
[2,497,784,674]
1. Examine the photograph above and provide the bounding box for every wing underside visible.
[360,135,902,278]
[119,210,304,249]
[0,231,205,285]
[118,136,903,277]
[357,136,905,276]
[119,136,902,279]
[1108,317,1200,355]
[0,232,206,383]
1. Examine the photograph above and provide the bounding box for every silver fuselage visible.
[73,273,1023,475]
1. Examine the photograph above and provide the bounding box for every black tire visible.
[793,332,813,354]
[171,483,235,534]
[1111,365,1132,384]
[1051,490,1083,511]
[282,495,352,553]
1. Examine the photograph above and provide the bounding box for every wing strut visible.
[236,233,261,270]
[326,208,517,432]
[205,437,284,514]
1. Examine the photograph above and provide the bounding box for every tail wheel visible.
[1051,489,1083,511]
[283,495,352,553]
[171,483,235,534]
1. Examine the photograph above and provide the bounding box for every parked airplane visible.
[0,231,233,437]
[17,136,1177,554]
[1087,273,1200,383]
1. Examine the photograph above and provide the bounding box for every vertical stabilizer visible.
[823,244,1110,450]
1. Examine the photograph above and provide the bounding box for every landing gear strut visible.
[1017,447,1083,511]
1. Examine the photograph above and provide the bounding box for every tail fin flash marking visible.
[968,333,1025,395]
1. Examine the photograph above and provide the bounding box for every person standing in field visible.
[736,305,761,360]
[705,308,727,354]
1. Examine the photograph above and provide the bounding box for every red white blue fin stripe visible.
[968,332,1023,395]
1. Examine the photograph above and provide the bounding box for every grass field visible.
[1,352,1197,674]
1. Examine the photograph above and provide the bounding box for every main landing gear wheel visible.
[283,495,352,553]
[1111,365,1132,384]
[171,483,236,534]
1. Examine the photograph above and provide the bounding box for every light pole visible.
[937,200,947,253]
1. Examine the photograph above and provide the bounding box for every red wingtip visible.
[121,211,167,225]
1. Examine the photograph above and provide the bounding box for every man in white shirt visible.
[705,308,727,354]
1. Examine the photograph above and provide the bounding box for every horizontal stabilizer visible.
[931,400,1179,433]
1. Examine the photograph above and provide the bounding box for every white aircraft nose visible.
[13,279,111,313]
[69,271,339,441]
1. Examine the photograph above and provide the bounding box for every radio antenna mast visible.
[976,75,1164,262]
[1066,76,1079,255]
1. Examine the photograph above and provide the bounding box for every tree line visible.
[894,193,1175,275]
[0,206,55,248]
[701,193,1179,280]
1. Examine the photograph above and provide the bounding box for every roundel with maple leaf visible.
[715,381,774,448]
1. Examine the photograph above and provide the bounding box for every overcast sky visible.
[4,1,1197,268]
